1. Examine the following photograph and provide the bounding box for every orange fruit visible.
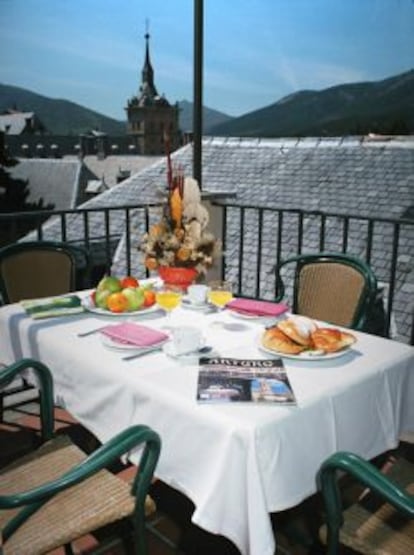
[143,289,156,307]
[107,292,128,313]
[120,276,139,289]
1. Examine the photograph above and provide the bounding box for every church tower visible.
[126,31,180,155]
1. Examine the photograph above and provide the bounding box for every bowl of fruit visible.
[84,275,157,315]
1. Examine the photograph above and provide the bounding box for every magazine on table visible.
[21,294,84,319]
[196,357,297,404]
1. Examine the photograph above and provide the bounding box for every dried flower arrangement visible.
[140,167,220,276]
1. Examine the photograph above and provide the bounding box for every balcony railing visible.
[1,203,413,345]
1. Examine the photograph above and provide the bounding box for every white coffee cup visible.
[187,284,209,305]
[172,326,203,355]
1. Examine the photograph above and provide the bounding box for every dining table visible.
[0,289,413,555]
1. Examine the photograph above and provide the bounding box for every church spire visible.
[126,21,179,155]
[140,25,158,99]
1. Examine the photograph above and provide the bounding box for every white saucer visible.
[163,340,206,359]
[182,297,210,311]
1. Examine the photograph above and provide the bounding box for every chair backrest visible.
[277,253,377,329]
[0,241,89,304]
[0,359,54,442]
[0,360,161,555]
[318,451,414,555]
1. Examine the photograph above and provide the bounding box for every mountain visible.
[177,100,233,132]
[208,69,414,137]
[2,70,412,138]
[0,84,126,135]
[0,84,233,136]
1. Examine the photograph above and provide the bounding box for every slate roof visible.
[25,135,414,343]
[9,158,84,210]
[69,154,163,188]
[0,112,41,135]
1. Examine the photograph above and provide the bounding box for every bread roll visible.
[311,328,356,353]
[262,326,307,355]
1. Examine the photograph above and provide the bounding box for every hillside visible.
[177,100,233,132]
[0,84,232,136]
[0,84,126,135]
[208,69,414,137]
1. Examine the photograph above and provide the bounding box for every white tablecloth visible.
[1,297,413,555]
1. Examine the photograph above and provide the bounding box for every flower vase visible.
[158,266,198,292]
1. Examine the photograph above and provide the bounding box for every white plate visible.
[226,308,274,321]
[257,341,354,361]
[101,334,169,352]
[82,296,159,317]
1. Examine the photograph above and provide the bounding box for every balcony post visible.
[193,0,203,189]
[201,192,236,282]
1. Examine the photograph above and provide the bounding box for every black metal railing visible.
[1,203,413,344]
[0,204,159,277]
[220,202,414,345]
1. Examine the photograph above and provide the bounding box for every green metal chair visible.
[0,359,161,555]
[318,451,414,554]
[274,252,378,330]
[0,240,91,421]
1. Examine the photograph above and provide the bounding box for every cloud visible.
[259,48,368,93]
[156,55,192,86]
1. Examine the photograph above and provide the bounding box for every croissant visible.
[311,328,356,353]
[262,326,307,355]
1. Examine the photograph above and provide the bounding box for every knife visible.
[122,344,213,361]
[77,326,106,337]
[122,345,163,361]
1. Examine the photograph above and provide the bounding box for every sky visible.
[1,0,414,120]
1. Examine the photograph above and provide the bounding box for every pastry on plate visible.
[311,328,356,353]
[262,326,307,355]
[277,315,317,347]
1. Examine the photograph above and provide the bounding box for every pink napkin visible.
[226,298,289,317]
[101,323,168,347]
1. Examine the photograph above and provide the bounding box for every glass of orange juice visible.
[207,280,233,310]
[156,286,182,327]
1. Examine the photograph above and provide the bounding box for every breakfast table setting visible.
[0,275,413,555]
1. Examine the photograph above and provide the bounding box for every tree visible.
[0,141,53,245]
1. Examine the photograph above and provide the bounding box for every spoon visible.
[175,345,213,357]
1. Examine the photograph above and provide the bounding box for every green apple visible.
[122,287,145,311]
[95,289,111,309]
[96,275,122,294]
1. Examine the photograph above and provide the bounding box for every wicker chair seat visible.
[0,435,156,555]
